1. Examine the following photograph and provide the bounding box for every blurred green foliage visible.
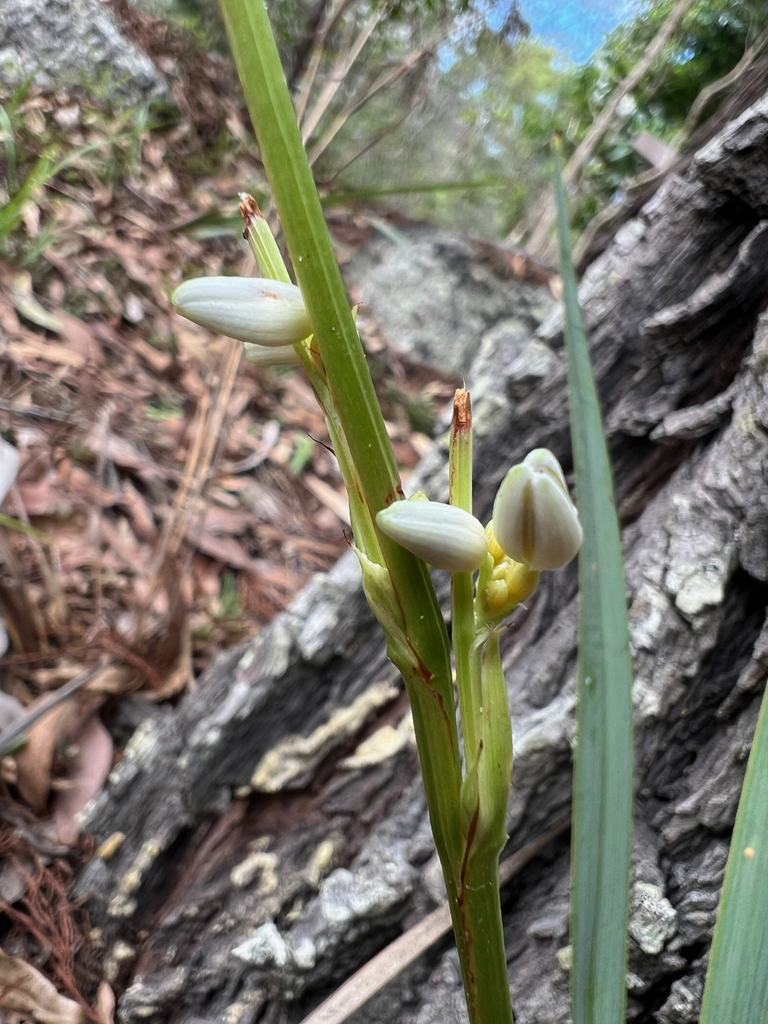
[137,0,768,239]
[314,0,768,236]
[523,0,768,230]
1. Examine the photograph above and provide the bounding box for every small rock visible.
[124,295,145,324]
[0,0,167,102]
[232,922,287,968]
[628,881,677,954]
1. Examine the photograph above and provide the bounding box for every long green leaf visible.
[700,685,768,1022]
[554,154,634,1024]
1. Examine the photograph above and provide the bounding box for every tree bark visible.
[76,90,768,1024]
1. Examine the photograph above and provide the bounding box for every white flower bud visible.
[492,448,582,571]
[172,277,311,347]
[0,439,19,506]
[243,342,302,367]
[376,500,488,572]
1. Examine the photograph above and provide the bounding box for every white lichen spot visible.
[291,934,317,970]
[339,711,415,770]
[119,840,163,895]
[97,831,126,861]
[122,718,159,764]
[304,835,344,888]
[556,945,572,973]
[628,881,677,955]
[632,677,662,719]
[107,894,137,919]
[230,851,279,893]
[250,680,399,792]
[224,991,263,1024]
[111,941,136,963]
[629,586,670,652]
[232,922,287,967]
[108,839,164,917]
[675,569,726,617]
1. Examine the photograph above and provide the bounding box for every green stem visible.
[448,386,514,1024]
[457,631,515,1024]
[461,852,515,1024]
[449,389,481,760]
[453,571,478,754]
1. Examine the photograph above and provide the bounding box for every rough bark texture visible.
[76,92,768,1024]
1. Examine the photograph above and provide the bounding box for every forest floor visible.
[0,8,459,1018]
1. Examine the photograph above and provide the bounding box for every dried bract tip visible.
[238,192,264,224]
[452,388,472,434]
[376,500,488,573]
[172,277,311,347]
[492,448,582,571]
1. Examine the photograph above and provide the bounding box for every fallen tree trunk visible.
[76,90,768,1024]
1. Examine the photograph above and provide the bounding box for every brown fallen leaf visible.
[15,471,71,516]
[195,531,263,573]
[0,949,85,1024]
[53,712,113,846]
[9,339,85,369]
[56,313,105,365]
[146,623,192,701]
[303,475,350,525]
[121,479,159,543]
[14,700,80,812]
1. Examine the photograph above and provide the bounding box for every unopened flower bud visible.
[0,439,19,505]
[243,342,302,367]
[172,277,311,347]
[492,449,582,571]
[376,500,488,572]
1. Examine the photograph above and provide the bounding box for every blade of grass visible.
[0,105,18,195]
[554,149,634,1024]
[700,684,768,1023]
[0,513,51,543]
[0,149,56,244]
[319,178,518,205]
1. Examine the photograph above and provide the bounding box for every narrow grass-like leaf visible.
[554,155,634,1024]
[0,105,18,195]
[0,513,51,543]
[319,178,517,205]
[0,150,56,244]
[700,684,768,1023]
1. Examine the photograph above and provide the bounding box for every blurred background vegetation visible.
[159,0,768,241]
[3,0,767,274]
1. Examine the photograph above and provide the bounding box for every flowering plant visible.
[171,5,635,1023]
